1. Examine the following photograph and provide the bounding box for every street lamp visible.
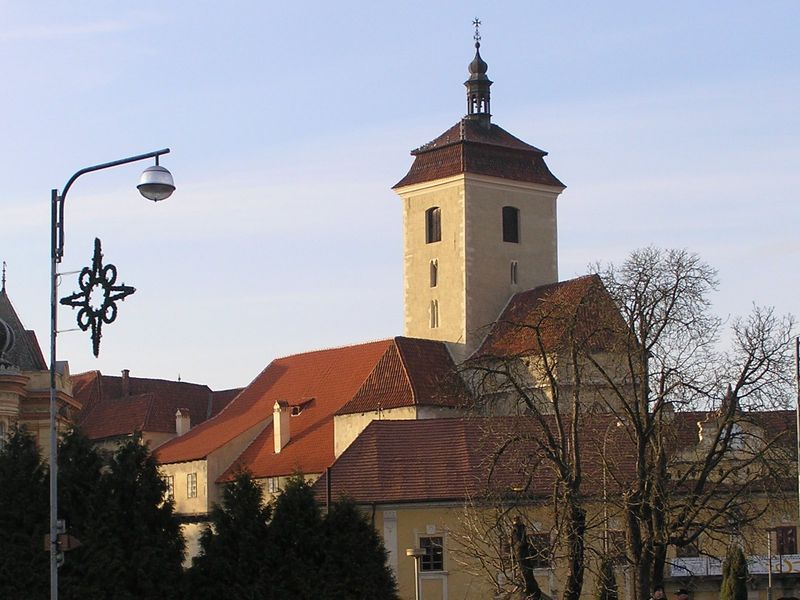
[406,547,426,600]
[48,148,174,600]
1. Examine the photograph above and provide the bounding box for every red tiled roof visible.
[475,275,627,358]
[72,371,237,441]
[337,337,469,415]
[313,409,797,505]
[393,119,565,189]
[313,415,639,505]
[156,339,393,469]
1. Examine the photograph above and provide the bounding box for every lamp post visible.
[48,149,174,600]
[405,547,426,600]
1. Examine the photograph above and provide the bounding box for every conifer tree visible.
[720,546,748,600]
[0,425,48,598]
[74,435,184,599]
[320,497,399,600]
[265,475,325,598]
[186,470,271,599]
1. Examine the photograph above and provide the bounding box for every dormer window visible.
[426,207,441,243]
[502,206,519,243]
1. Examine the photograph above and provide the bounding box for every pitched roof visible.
[313,415,638,505]
[0,289,47,370]
[475,275,627,358]
[313,409,797,506]
[71,370,238,441]
[156,339,394,468]
[393,119,565,189]
[336,337,468,415]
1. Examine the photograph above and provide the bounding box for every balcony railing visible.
[668,555,800,577]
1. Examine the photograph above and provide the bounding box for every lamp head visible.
[138,164,175,202]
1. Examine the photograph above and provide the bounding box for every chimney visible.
[121,369,130,397]
[273,400,291,453]
[175,408,191,436]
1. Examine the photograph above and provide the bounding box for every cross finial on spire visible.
[473,17,481,45]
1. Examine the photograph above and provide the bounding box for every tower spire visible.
[1,261,5,293]
[465,17,492,127]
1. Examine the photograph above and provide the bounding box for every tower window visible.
[502,206,520,243]
[510,260,518,285]
[430,300,439,329]
[426,207,441,243]
[430,260,438,288]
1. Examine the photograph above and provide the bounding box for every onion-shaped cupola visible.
[464,18,492,127]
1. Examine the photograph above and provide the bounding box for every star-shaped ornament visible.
[60,238,136,357]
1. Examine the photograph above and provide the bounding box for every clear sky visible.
[2,2,798,390]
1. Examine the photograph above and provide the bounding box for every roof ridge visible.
[391,337,419,406]
[273,337,394,362]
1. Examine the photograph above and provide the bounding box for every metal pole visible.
[49,189,59,600]
[48,148,171,600]
[795,337,799,537]
[767,530,772,600]
[414,556,422,600]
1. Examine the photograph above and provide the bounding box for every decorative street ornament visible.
[60,238,136,357]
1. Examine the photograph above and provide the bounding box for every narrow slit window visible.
[502,206,520,243]
[510,260,518,285]
[426,207,441,243]
[430,299,439,328]
[430,260,438,287]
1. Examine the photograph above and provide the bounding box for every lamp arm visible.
[53,148,170,261]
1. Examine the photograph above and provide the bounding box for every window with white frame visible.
[187,472,198,498]
[267,477,280,494]
[164,475,174,501]
[420,536,444,571]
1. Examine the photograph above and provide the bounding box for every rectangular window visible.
[267,477,279,494]
[776,526,797,555]
[430,259,438,288]
[187,472,198,498]
[608,529,628,562]
[420,536,444,571]
[502,206,520,243]
[528,532,551,568]
[164,475,174,501]
[430,299,439,329]
[425,207,441,244]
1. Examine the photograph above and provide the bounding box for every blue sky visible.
[2,2,798,389]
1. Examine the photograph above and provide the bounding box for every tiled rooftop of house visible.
[72,370,240,441]
[393,119,565,189]
[475,274,627,358]
[313,409,797,505]
[156,339,395,468]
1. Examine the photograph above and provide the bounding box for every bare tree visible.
[588,248,796,599]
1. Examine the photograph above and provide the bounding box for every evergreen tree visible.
[72,436,184,599]
[0,425,48,598]
[265,475,325,599]
[186,470,271,599]
[720,546,748,600]
[57,429,106,600]
[594,556,619,600]
[320,497,399,600]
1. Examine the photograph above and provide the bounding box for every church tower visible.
[393,26,566,360]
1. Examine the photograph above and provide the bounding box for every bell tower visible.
[393,23,566,361]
